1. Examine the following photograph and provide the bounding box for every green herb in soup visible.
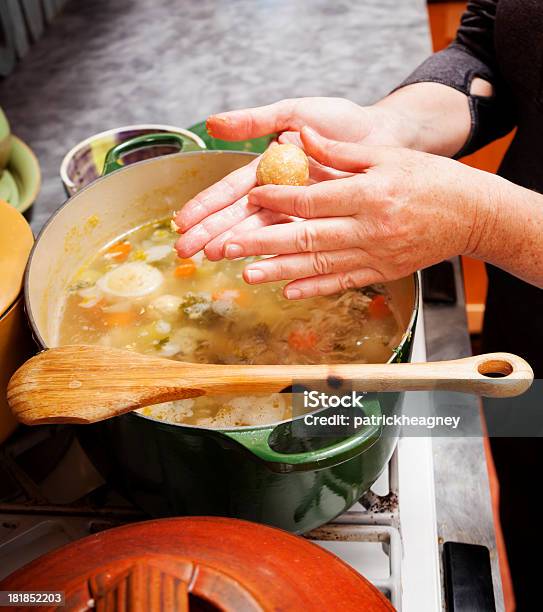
[59,219,401,427]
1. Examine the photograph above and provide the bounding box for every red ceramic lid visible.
[0,517,394,611]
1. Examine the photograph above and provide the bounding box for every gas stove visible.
[308,310,441,610]
[0,310,440,611]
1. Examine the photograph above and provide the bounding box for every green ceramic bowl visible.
[0,169,19,207]
[0,107,11,170]
[6,136,41,214]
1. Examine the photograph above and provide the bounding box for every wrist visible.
[366,103,421,149]
[464,174,543,287]
[461,170,509,261]
[374,83,471,156]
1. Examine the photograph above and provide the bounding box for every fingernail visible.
[246,269,265,283]
[247,193,258,206]
[285,288,303,300]
[174,243,190,258]
[224,243,244,259]
[205,117,216,136]
[302,125,318,137]
[206,115,228,136]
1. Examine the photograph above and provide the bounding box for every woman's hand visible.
[220,127,497,299]
[174,97,416,259]
[204,96,412,148]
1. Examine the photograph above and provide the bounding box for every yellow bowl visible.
[0,199,34,443]
[0,296,34,442]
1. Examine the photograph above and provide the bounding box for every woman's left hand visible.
[178,127,497,299]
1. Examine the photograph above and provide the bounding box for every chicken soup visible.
[59,219,402,427]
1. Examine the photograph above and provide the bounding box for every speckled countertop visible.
[0,0,501,608]
[0,0,430,232]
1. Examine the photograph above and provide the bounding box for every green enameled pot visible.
[25,145,419,534]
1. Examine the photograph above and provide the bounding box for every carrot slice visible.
[288,329,318,351]
[368,294,391,320]
[105,240,131,262]
[212,288,249,307]
[174,259,196,278]
[103,310,138,327]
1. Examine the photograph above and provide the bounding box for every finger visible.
[175,196,259,258]
[243,248,369,284]
[278,131,352,179]
[278,131,302,147]
[223,217,361,258]
[278,132,352,182]
[174,156,260,232]
[301,126,381,172]
[309,159,354,182]
[206,99,299,141]
[248,177,361,218]
[283,268,384,300]
[204,209,292,261]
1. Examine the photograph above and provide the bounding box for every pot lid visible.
[0,199,33,315]
[0,517,394,611]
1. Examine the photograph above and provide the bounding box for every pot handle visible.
[102,132,205,175]
[222,402,382,473]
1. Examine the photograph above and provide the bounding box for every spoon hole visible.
[478,359,514,378]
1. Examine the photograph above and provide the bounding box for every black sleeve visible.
[398,0,515,157]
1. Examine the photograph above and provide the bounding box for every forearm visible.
[376,0,515,159]
[468,175,543,288]
[374,82,472,157]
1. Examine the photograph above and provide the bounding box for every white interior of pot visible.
[27,151,257,346]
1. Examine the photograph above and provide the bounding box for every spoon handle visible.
[7,346,533,425]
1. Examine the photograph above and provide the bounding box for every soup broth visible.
[59,219,401,427]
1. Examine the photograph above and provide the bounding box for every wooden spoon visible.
[7,345,533,425]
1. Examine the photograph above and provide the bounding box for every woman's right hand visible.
[174,97,414,259]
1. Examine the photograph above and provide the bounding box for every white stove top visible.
[308,307,442,611]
